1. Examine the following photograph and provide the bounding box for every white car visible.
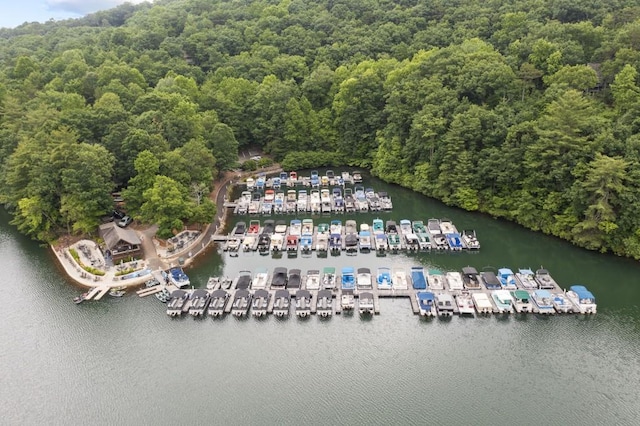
[118,216,132,227]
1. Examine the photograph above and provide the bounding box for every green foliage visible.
[281,151,346,171]
[0,0,639,258]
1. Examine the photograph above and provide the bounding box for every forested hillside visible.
[1,0,640,257]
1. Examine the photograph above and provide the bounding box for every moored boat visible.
[273,289,291,317]
[340,267,356,293]
[461,266,481,289]
[165,267,190,289]
[316,289,333,317]
[322,267,337,289]
[252,289,270,317]
[392,268,409,290]
[446,272,464,291]
[480,269,501,290]
[376,267,393,290]
[411,266,427,290]
[295,290,312,317]
[417,291,436,316]
[435,293,455,316]
[286,235,299,254]
[189,289,211,317]
[234,270,253,290]
[378,191,393,210]
[269,233,284,252]
[270,267,288,288]
[356,267,373,289]
[231,289,251,317]
[515,268,538,290]
[252,267,269,289]
[305,270,321,290]
[492,290,515,314]
[511,289,533,313]
[207,289,229,317]
[497,268,518,290]
[358,224,372,251]
[551,291,573,314]
[531,289,555,315]
[567,285,597,314]
[287,269,302,289]
[166,289,189,317]
[535,268,558,290]
[427,269,445,290]
[456,293,476,315]
[471,292,493,314]
[462,230,480,249]
[359,292,375,315]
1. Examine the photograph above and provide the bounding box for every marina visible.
[221,216,481,254]
[159,266,595,319]
[230,170,394,215]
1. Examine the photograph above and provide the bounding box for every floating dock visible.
[156,270,586,319]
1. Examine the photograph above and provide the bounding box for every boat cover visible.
[411,268,427,289]
[570,285,595,301]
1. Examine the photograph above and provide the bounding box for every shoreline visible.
[51,165,283,290]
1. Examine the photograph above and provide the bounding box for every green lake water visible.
[1,172,639,424]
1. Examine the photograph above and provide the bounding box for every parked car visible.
[118,216,133,228]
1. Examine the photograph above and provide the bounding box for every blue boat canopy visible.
[534,289,552,298]
[570,285,595,301]
[417,291,435,301]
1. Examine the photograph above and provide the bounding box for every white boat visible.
[252,267,269,289]
[242,235,256,251]
[471,293,493,314]
[445,272,464,291]
[427,269,445,290]
[165,267,190,289]
[252,289,270,317]
[435,293,455,316]
[301,219,313,236]
[305,270,320,290]
[274,220,287,235]
[317,290,333,317]
[341,294,355,310]
[392,268,409,290]
[461,230,480,249]
[320,188,332,213]
[456,293,476,315]
[515,268,538,290]
[511,289,533,313]
[289,219,302,237]
[356,268,373,289]
[535,268,559,290]
[566,285,597,314]
[531,289,555,315]
[358,292,374,315]
[297,190,309,212]
[270,234,284,252]
[225,237,241,253]
[551,291,573,314]
[310,189,321,213]
[316,234,328,252]
[492,290,515,314]
[273,191,285,214]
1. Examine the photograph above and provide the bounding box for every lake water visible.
[1,173,640,424]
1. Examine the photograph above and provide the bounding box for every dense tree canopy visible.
[1,0,640,257]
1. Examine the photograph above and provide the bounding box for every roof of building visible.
[99,222,141,249]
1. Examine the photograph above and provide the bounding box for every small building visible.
[99,222,142,260]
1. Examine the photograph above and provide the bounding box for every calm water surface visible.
[1,174,639,425]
